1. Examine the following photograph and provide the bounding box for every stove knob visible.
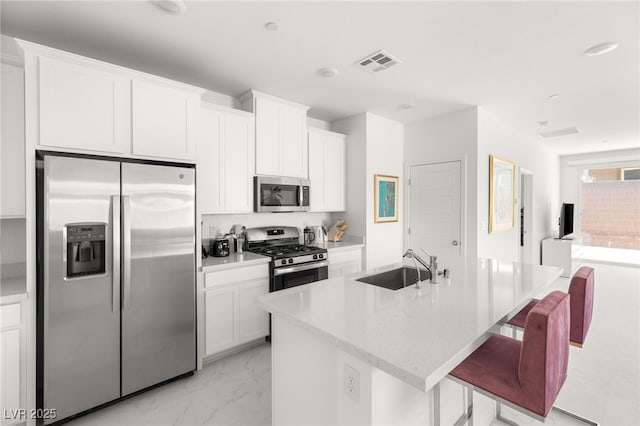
[319,253,324,259]
[288,258,294,264]
[281,260,286,265]
[313,254,318,260]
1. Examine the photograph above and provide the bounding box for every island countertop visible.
[259,258,563,392]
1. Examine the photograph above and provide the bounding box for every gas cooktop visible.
[245,226,328,267]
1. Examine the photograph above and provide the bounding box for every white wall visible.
[404,107,479,259]
[0,219,26,268]
[331,113,404,269]
[364,113,404,269]
[201,212,332,241]
[477,108,558,263]
[331,113,367,244]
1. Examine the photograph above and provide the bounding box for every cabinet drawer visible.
[205,263,269,288]
[0,303,21,329]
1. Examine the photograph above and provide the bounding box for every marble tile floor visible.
[68,343,271,426]
[68,262,638,426]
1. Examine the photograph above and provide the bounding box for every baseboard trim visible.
[203,337,269,364]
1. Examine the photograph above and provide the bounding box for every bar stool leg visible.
[552,407,600,426]
[454,387,474,426]
[496,402,519,426]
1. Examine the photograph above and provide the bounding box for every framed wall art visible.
[374,174,398,223]
[489,155,515,233]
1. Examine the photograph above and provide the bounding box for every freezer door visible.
[121,163,196,395]
[42,156,121,424]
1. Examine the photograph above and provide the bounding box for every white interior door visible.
[408,161,462,271]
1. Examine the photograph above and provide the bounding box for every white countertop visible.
[309,235,364,252]
[201,251,270,273]
[259,258,562,392]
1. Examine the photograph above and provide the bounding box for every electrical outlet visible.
[344,363,360,402]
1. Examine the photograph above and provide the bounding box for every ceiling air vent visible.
[355,50,401,73]
[538,127,581,138]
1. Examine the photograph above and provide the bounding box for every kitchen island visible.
[259,258,563,425]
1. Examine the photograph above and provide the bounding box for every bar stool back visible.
[508,266,594,347]
[449,291,570,422]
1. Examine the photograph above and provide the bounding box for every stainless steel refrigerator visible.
[36,152,196,424]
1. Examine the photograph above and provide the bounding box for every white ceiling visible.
[1,1,638,155]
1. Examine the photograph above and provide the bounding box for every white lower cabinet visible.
[204,263,269,358]
[1,303,23,426]
[328,247,363,279]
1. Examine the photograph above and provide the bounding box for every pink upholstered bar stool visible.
[509,266,594,347]
[449,291,570,424]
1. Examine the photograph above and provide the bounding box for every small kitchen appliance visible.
[245,226,328,292]
[211,238,230,257]
[254,176,310,212]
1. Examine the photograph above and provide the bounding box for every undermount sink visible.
[356,267,431,290]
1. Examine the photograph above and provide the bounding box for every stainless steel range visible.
[245,226,328,292]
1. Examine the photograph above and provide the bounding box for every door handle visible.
[452,240,459,246]
[122,195,131,310]
[112,195,120,312]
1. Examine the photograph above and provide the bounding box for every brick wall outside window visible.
[580,180,640,250]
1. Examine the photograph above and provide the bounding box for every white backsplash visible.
[201,212,338,240]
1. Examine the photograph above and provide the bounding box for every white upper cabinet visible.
[18,40,203,162]
[197,103,254,214]
[240,90,309,178]
[308,128,346,212]
[1,62,25,217]
[131,80,198,161]
[37,55,130,154]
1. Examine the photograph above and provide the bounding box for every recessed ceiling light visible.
[265,22,279,31]
[317,67,339,78]
[152,0,186,15]
[548,94,561,100]
[584,42,619,56]
[398,104,414,110]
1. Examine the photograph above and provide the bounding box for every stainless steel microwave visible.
[254,176,310,212]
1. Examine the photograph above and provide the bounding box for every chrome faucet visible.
[403,249,431,288]
[403,249,450,288]
[419,249,450,284]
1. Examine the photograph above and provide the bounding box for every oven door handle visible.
[273,260,330,276]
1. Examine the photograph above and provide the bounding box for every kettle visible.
[311,226,326,244]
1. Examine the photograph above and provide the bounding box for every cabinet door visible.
[38,56,129,153]
[205,287,237,355]
[238,278,269,344]
[280,106,307,178]
[1,63,25,217]
[255,97,280,175]
[132,80,197,161]
[324,134,346,211]
[0,328,20,416]
[197,107,223,213]
[308,131,326,210]
[223,113,254,212]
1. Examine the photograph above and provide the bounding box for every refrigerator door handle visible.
[122,195,132,310]
[112,195,121,313]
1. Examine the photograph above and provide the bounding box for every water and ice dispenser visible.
[65,223,106,278]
